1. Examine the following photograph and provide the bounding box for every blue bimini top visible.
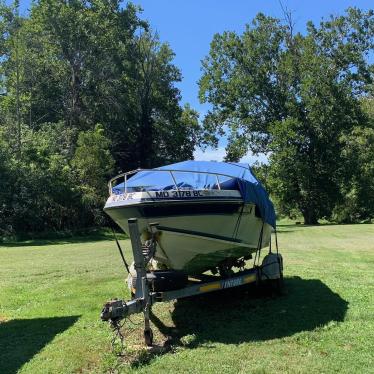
[113,160,276,228]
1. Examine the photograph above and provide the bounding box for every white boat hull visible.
[104,190,272,274]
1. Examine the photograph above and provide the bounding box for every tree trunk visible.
[301,208,318,225]
[138,107,152,168]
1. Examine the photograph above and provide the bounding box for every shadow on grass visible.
[0,316,80,374]
[1,231,127,247]
[131,276,348,367]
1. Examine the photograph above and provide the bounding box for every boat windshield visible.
[111,170,238,194]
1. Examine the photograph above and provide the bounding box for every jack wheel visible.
[144,328,153,347]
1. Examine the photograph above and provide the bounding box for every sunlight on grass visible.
[1,224,373,373]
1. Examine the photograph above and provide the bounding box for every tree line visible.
[0,2,373,238]
[0,0,200,236]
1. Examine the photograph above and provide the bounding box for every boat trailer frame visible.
[101,218,283,347]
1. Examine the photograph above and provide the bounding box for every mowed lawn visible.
[1,224,373,373]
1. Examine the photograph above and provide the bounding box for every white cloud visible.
[193,147,268,165]
[193,147,226,161]
[240,152,268,164]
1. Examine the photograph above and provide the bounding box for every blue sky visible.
[18,0,374,163]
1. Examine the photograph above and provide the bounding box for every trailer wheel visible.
[144,328,153,346]
[270,273,284,295]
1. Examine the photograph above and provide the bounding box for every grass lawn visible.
[1,223,373,373]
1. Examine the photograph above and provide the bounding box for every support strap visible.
[268,226,279,255]
[110,224,130,274]
[253,221,265,266]
[274,227,279,254]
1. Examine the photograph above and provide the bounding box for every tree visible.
[0,0,145,130]
[131,31,181,168]
[199,9,374,223]
[110,30,199,170]
[151,103,201,166]
[1,1,200,170]
[0,0,24,152]
[334,97,374,222]
[72,124,114,224]
[0,122,86,234]
[0,127,16,236]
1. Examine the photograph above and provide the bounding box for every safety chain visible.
[110,319,126,355]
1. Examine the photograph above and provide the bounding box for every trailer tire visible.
[144,329,153,347]
[266,272,284,295]
[273,273,284,295]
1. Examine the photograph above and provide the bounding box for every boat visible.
[104,160,276,275]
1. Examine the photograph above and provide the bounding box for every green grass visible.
[1,224,373,373]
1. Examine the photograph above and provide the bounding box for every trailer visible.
[101,218,283,347]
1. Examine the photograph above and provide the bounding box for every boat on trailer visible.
[101,161,282,347]
[104,160,276,275]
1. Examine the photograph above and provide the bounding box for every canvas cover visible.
[113,160,276,227]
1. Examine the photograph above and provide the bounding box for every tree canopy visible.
[199,8,374,223]
[0,0,201,236]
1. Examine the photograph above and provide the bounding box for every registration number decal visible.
[111,190,205,203]
[111,193,136,202]
[155,190,203,198]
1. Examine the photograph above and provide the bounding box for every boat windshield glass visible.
[112,171,239,194]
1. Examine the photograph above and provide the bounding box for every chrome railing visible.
[108,168,237,195]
